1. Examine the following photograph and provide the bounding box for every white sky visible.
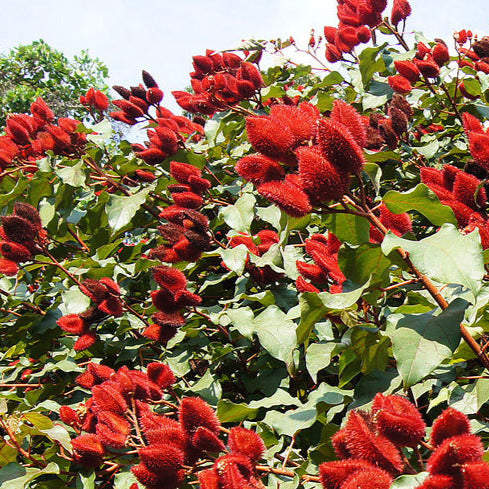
[0,1,487,112]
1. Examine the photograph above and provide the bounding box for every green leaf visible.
[391,474,428,488]
[254,306,297,364]
[217,399,259,423]
[383,184,457,226]
[56,160,86,187]
[86,118,112,147]
[219,193,255,233]
[76,471,95,489]
[113,468,139,489]
[387,299,467,387]
[382,224,485,296]
[297,282,370,345]
[0,179,29,207]
[224,307,255,339]
[324,211,370,245]
[0,462,59,489]
[23,412,53,430]
[306,342,336,382]
[106,185,153,232]
[359,44,386,85]
[219,245,249,275]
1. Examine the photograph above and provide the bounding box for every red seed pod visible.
[146,87,164,104]
[1,215,37,244]
[0,258,18,276]
[188,175,211,193]
[246,116,295,160]
[427,434,483,475]
[236,62,264,90]
[415,57,441,78]
[341,468,393,489]
[319,460,377,489]
[172,191,204,209]
[391,0,412,26]
[453,172,487,209]
[372,393,425,447]
[198,469,221,489]
[192,426,226,453]
[14,203,42,229]
[87,363,115,382]
[416,475,457,489]
[462,461,489,489]
[0,241,31,262]
[147,362,176,390]
[97,411,131,436]
[388,75,412,94]
[330,99,367,147]
[170,161,202,184]
[72,434,105,467]
[31,97,55,122]
[152,311,186,328]
[378,203,413,236]
[394,60,420,83]
[343,411,403,474]
[175,289,202,308]
[326,44,343,63]
[296,276,320,293]
[92,384,128,414]
[97,296,123,317]
[258,180,312,218]
[323,26,337,44]
[270,104,317,147]
[228,426,265,463]
[59,406,80,426]
[431,407,471,447]
[132,462,183,489]
[331,428,352,459]
[432,42,450,66]
[317,118,365,174]
[296,261,329,283]
[179,397,220,435]
[235,154,285,185]
[80,279,109,303]
[357,25,372,43]
[388,106,409,136]
[153,265,187,291]
[74,331,97,351]
[57,314,86,334]
[469,131,489,169]
[142,70,158,88]
[96,422,127,449]
[138,444,185,473]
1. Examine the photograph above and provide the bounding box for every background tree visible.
[0,39,109,125]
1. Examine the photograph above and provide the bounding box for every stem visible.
[255,465,320,483]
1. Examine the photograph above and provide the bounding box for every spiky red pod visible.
[98,296,123,317]
[310,251,346,284]
[126,370,162,401]
[143,323,178,343]
[199,469,221,489]
[317,118,365,174]
[235,154,285,185]
[96,422,127,449]
[215,453,254,479]
[462,461,489,489]
[172,191,204,209]
[297,146,350,203]
[192,426,226,453]
[343,411,403,474]
[228,426,265,463]
[147,362,176,390]
[326,44,343,63]
[341,468,393,489]
[391,0,411,25]
[296,261,329,283]
[92,384,128,414]
[415,57,441,78]
[468,132,489,170]
[138,147,166,164]
[464,214,489,249]
[0,258,19,276]
[143,421,187,450]
[388,75,412,94]
[152,267,185,295]
[416,474,457,489]
[72,434,105,467]
[442,200,476,227]
[378,203,412,236]
[170,161,202,184]
[432,42,450,66]
[331,429,353,459]
[31,97,55,122]
[179,397,221,435]
[132,463,183,489]
[152,311,185,328]
[269,104,316,146]
[245,116,295,159]
[138,444,185,473]
[324,26,338,44]
[330,100,367,148]
[427,434,483,475]
[462,113,484,135]
[296,276,320,293]
[357,25,372,43]
[453,172,487,209]
[14,202,42,228]
[372,393,426,447]
[57,314,86,334]
[319,460,376,489]
[430,407,471,447]
[256,230,280,254]
[420,167,444,187]
[188,175,211,194]
[175,289,202,307]
[1,215,37,244]
[258,180,312,217]
[80,279,109,303]
[74,331,97,351]
[97,411,130,436]
[59,406,80,426]
[388,106,409,136]
[394,60,420,83]
[236,62,264,90]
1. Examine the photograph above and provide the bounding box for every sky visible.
[0,0,488,113]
